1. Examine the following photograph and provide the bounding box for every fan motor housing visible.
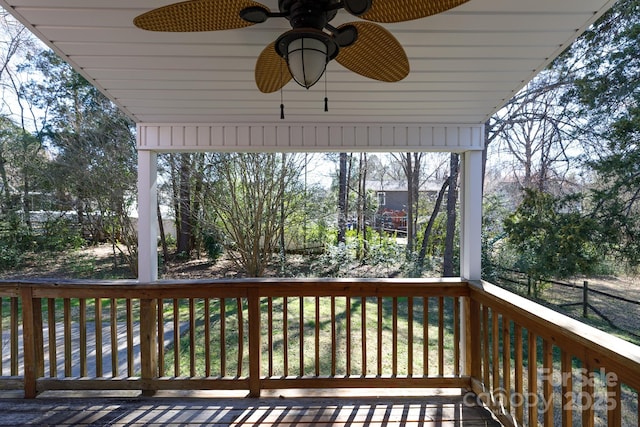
[279,0,339,29]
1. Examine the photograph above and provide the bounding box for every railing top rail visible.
[469,280,640,390]
[0,277,469,299]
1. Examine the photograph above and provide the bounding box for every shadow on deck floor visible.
[0,389,501,426]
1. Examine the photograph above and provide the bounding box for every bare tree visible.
[488,72,581,193]
[443,154,459,276]
[392,153,423,253]
[203,153,303,277]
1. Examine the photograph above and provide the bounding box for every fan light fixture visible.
[133,0,471,96]
[276,29,338,89]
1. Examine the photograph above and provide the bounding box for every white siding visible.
[137,123,484,152]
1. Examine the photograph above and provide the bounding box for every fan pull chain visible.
[324,68,329,112]
[280,62,285,120]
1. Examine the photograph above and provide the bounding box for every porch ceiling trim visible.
[137,123,485,153]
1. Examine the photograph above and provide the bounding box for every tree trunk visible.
[357,153,368,260]
[406,154,414,253]
[176,153,192,257]
[279,153,286,269]
[338,152,348,244]
[190,153,205,258]
[417,178,449,268]
[443,154,460,276]
[157,199,168,272]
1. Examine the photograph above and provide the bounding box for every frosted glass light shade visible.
[287,37,328,89]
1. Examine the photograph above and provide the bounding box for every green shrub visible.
[0,244,23,270]
[202,230,223,262]
[36,217,84,251]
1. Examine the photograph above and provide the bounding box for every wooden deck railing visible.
[468,280,640,427]
[1,278,639,426]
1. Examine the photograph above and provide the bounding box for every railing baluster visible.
[299,296,304,376]
[514,324,524,425]
[11,297,18,376]
[268,297,273,377]
[204,298,211,377]
[236,297,243,377]
[438,297,444,376]
[543,339,553,426]
[408,296,413,377]
[47,298,57,377]
[173,299,180,376]
[126,299,133,377]
[220,298,226,376]
[63,298,71,377]
[95,298,103,377]
[392,297,398,376]
[157,299,165,376]
[281,297,287,377]
[346,296,352,376]
[561,350,573,427]
[110,298,118,377]
[377,297,382,376]
[582,362,594,427]
[604,383,622,427]
[189,298,196,377]
[331,296,336,377]
[79,298,87,377]
[502,315,511,412]
[491,310,499,394]
[482,305,490,388]
[0,296,3,375]
[361,296,367,377]
[33,297,44,380]
[423,297,428,377]
[454,296,460,377]
[315,296,320,377]
[528,331,538,427]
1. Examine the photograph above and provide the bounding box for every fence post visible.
[468,296,481,379]
[248,288,262,397]
[527,276,532,296]
[21,286,42,398]
[582,281,589,318]
[140,298,158,396]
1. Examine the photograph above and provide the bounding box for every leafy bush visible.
[0,244,23,269]
[36,217,84,251]
[202,230,224,262]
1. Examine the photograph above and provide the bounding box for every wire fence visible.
[494,267,640,341]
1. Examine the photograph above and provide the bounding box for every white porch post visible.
[137,149,158,282]
[459,149,483,377]
[460,150,483,280]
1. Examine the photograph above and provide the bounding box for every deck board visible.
[0,390,501,426]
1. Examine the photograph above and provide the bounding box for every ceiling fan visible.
[134,0,469,93]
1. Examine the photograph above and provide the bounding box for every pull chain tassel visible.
[280,103,285,120]
[324,67,328,112]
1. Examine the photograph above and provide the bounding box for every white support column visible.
[460,150,483,280]
[459,149,483,377]
[137,149,158,282]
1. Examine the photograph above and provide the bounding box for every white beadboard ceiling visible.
[0,0,617,126]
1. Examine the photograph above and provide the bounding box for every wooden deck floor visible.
[0,389,501,426]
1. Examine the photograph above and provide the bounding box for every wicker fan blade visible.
[336,22,409,82]
[255,42,292,93]
[360,0,469,23]
[134,0,268,32]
